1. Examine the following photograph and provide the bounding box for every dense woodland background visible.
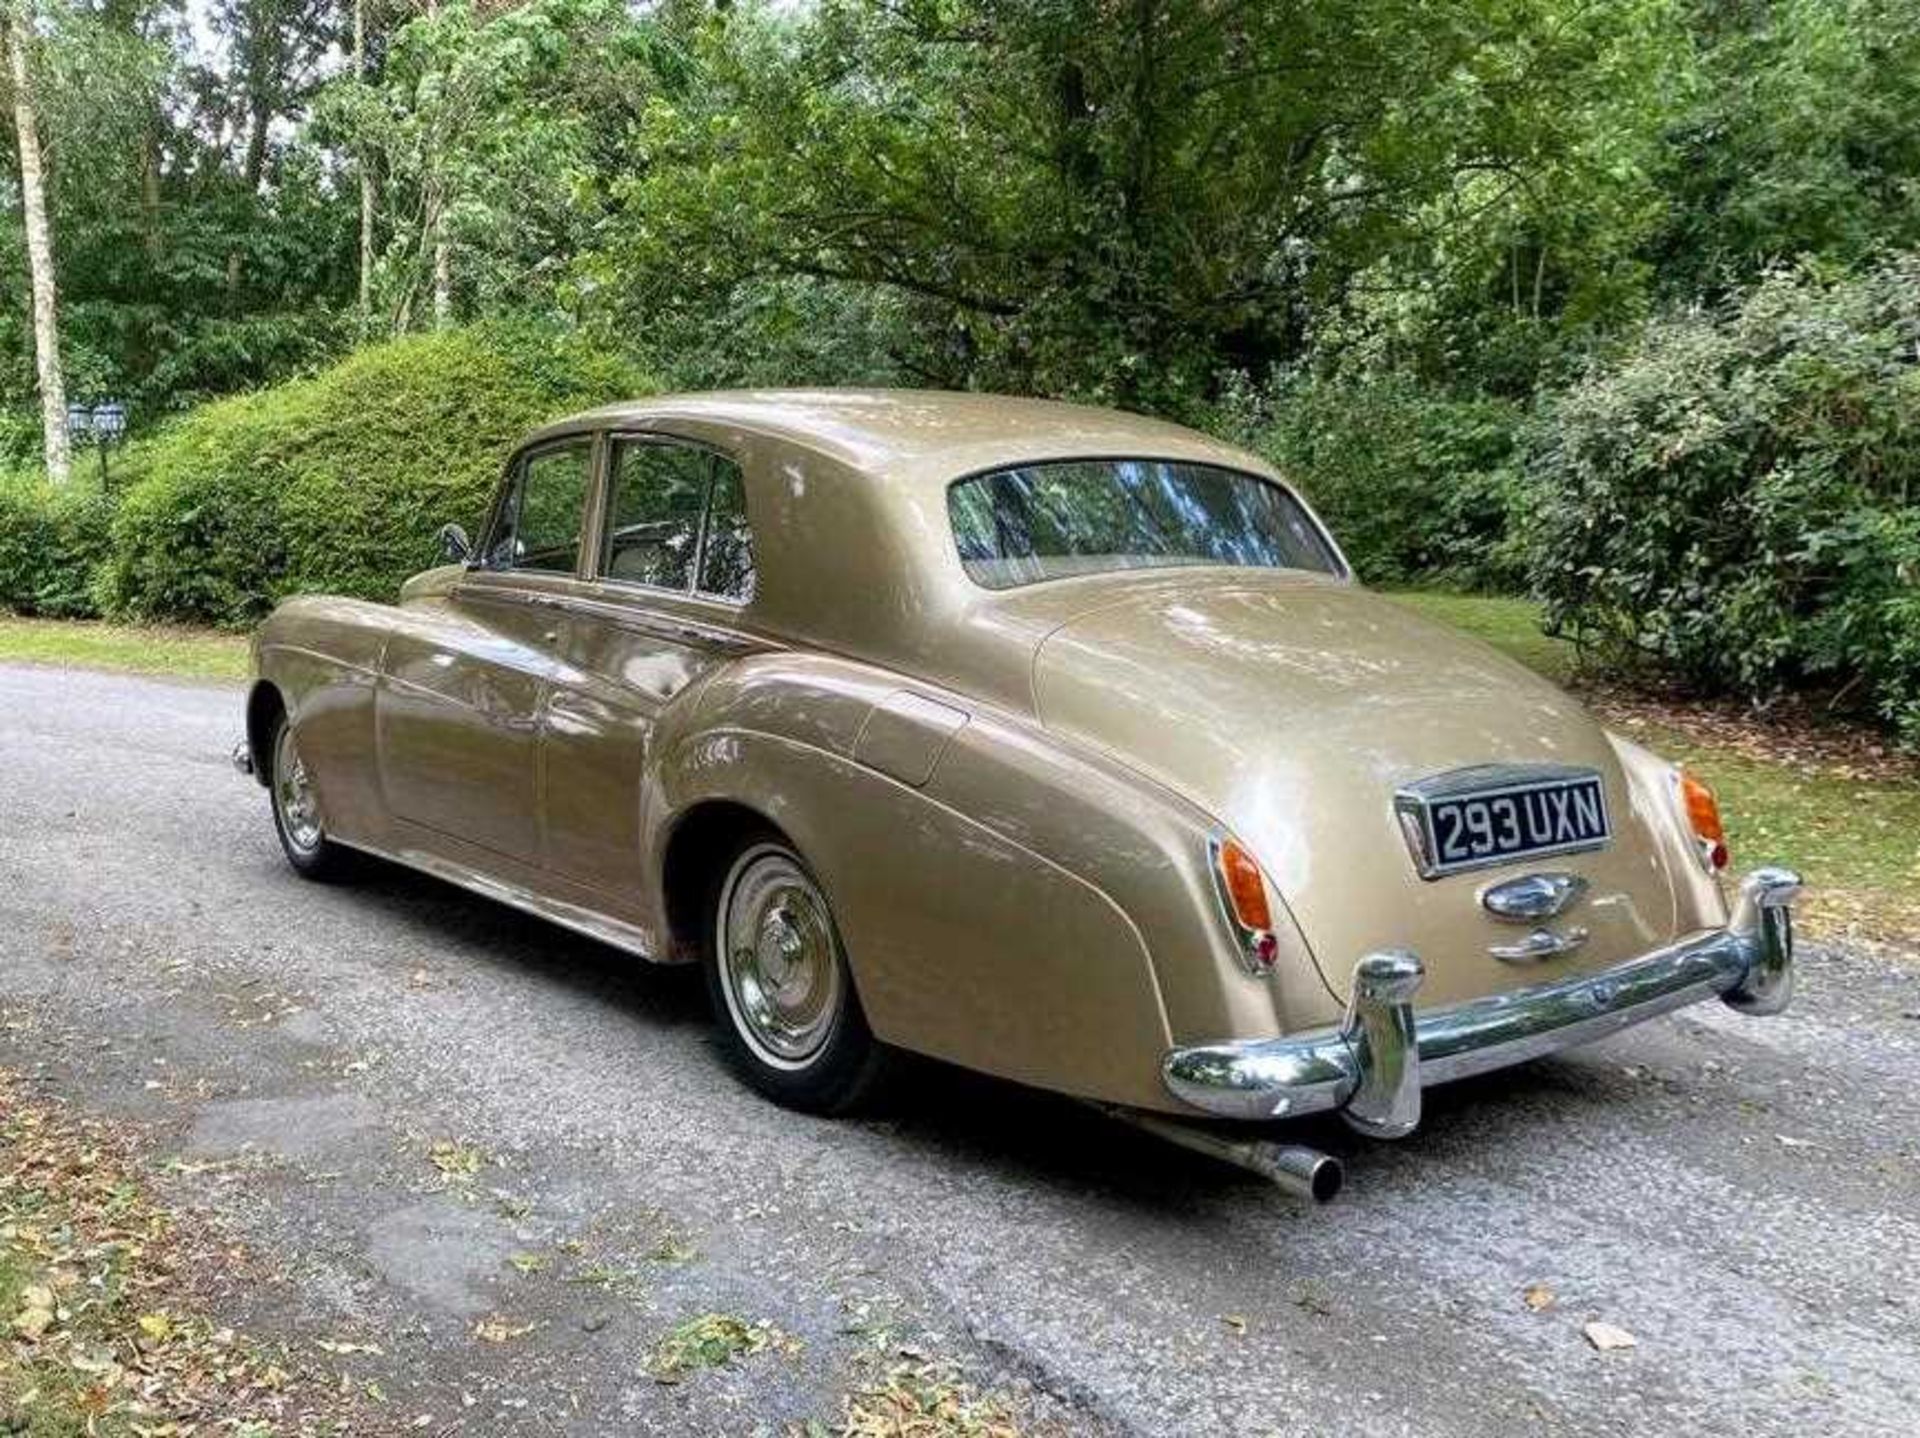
[2,0,1918,737]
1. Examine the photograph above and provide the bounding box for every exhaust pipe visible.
[1097,1106,1343,1204]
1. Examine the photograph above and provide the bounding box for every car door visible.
[539,436,760,905]
[378,436,598,867]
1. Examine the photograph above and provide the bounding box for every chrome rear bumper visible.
[1163,867,1801,1133]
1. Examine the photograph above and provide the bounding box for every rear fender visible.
[650,655,1330,1110]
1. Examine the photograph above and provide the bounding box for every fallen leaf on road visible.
[429,1139,484,1179]
[1584,1321,1637,1351]
[646,1313,794,1382]
[1522,1283,1556,1312]
[1221,1314,1247,1335]
[317,1338,384,1355]
[473,1316,541,1344]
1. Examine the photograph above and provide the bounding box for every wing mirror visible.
[437,522,473,564]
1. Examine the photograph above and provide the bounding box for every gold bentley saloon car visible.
[233,391,1799,1201]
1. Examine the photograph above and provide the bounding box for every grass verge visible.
[1393,591,1920,945]
[0,615,249,683]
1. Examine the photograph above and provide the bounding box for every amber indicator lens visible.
[1681,772,1730,870]
[1217,838,1274,931]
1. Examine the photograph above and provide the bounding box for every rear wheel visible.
[703,834,887,1114]
[266,711,356,882]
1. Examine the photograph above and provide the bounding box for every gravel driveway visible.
[2,663,1916,1436]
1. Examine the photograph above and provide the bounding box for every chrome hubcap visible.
[272,725,323,855]
[718,847,843,1069]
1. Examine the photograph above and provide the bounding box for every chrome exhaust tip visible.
[1249,1140,1344,1204]
[1096,1105,1344,1204]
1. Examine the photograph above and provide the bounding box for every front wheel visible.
[703,834,888,1114]
[266,711,357,882]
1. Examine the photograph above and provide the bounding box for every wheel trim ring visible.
[717,845,845,1072]
[272,725,324,855]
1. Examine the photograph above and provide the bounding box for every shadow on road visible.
[304,849,1660,1214]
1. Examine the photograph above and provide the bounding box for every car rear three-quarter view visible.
[231,390,1801,1201]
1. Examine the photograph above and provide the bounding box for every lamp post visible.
[65,400,127,487]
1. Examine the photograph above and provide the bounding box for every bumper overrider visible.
[1164,867,1801,1136]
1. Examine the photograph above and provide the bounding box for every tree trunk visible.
[2,0,71,484]
[431,205,451,327]
[355,0,374,325]
[427,0,450,327]
[140,127,164,264]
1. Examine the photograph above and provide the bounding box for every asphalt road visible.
[2,662,1917,1437]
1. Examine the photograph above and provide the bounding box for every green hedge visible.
[98,325,647,625]
[1230,373,1526,592]
[0,473,115,618]
[1522,253,1920,742]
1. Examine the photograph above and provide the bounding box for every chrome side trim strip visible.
[330,834,666,963]
[1163,868,1801,1127]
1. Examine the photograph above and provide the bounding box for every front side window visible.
[602,438,756,601]
[948,458,1341,589]
[486,442,593,574]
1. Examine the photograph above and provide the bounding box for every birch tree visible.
[425,0,449,329]
[2,0,69,482]
[355,0,374,323]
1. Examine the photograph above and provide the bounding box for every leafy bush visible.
[100,325,647,625]
[1522,253,1920,741]
[0,473,115,618]
[1225,373,1526,591]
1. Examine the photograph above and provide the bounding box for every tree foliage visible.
[1523,253,1920,740]
[598,0,1697,406]
[3,0,1919,730]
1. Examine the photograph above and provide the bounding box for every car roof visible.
[523,388,1275,483]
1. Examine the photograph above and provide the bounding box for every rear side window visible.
[605,442,708,589]
[602,438,756,602]
[486,442,593,574]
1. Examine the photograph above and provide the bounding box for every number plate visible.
[1395,765,1611,879]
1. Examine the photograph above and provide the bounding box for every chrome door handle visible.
[1489,927,1589,963]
